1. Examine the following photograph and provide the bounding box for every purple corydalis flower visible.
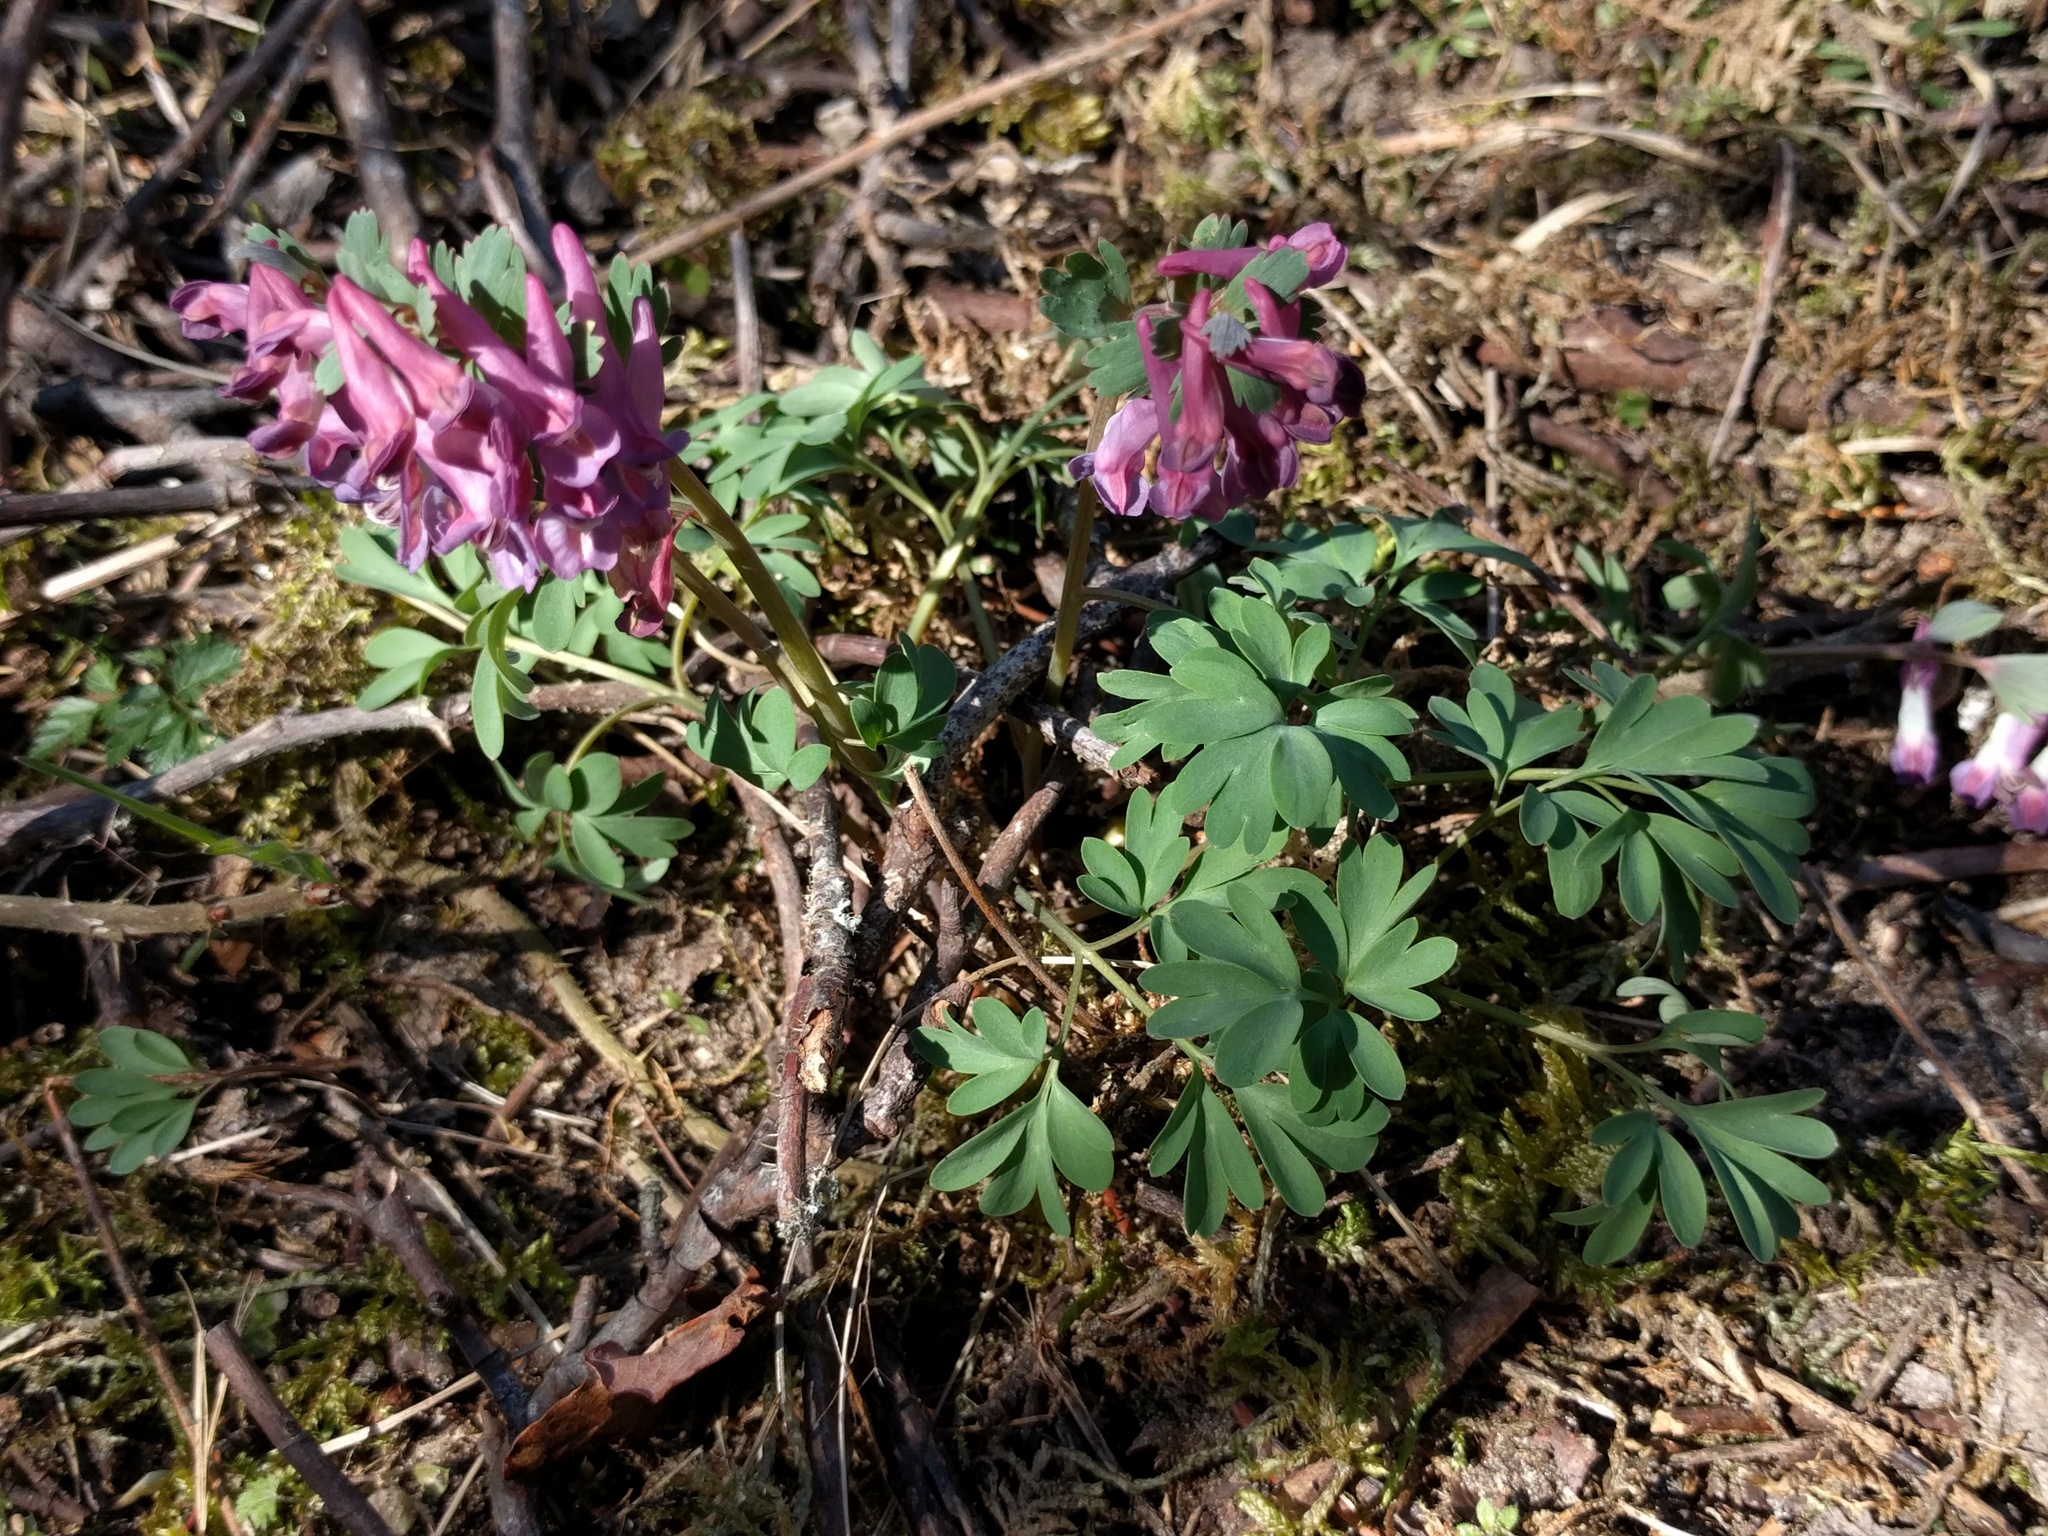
[1069,395,1157,516]
[1151,289,1227,521]
[2010,739,2048,834]
[169,280,248,339]
[1950,710,2045,807]
[1891,621,1941,785]
[1154,222,1349,288]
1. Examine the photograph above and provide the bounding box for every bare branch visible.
[205,1324,397,1536]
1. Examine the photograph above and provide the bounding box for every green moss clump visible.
[1444,1038,1608,1267]
[596,93,769,233]
[213,499,378,735]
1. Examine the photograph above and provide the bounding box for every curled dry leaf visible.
[503,1278,768,1476]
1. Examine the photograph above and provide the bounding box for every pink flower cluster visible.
[171,224,685,635]
[1070,223,1364,524]
[1947,709,2048,834]
[1892,631,2048,834]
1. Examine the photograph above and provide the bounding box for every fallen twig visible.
[0,682,655,860]
[630,0,1247,260]
[780,766,854,1221]
[53,0,356,305]
[903,761,1063,1004]
[1477,310,1964,439]
[322,2,421,253]
[41,1083,202,1446]
[1804,865,2048,1208]
[0,0,58,478]
[851,531,1223,984]
[192,0,350,239]
[1708,141,1796,469]
[488,0,556,286]
[0,884,334,937]
[0,481,244,527]
[857,744,1078,1142]
[454,886,651,1096]
[1526,413,1677,510]
[359,1187,535,1427]
[728,231,764,397]
[204,1323,397,1536]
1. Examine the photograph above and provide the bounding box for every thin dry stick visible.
[203,1323,396,1536]
[0,482,242,526]
[54,0,355,304]
[630,0,1246,260]
[0,0,58,478]
[1708,141,1796,469]
[489,0,555,285]
[0,885,332,937]
[41,1084,201,1446]
[325,1,421,252]
[1804,866,2048,1208]
[192,0,349,238]
[728,230,765,397]
[900,763,1063,1004]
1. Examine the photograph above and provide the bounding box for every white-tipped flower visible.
[1890,621,1941,785]
[1951,710,2045,807]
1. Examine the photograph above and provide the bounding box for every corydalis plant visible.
[173,215,683,635]
[1050,220,1365,523]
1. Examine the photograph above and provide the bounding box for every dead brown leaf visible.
[503,1278,768,1476]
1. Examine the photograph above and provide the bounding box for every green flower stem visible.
[671,560,793,685]
[566,699,662,770]
[668,590,700,695]
[1015,886,1153,1017]
[670,463,881,777]
[1045,478,1097,702]
[1052,959,1085,1056]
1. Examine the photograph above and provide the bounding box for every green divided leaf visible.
[497,751,693,899]
[1075,789,1190,918]
[1097,616,1413,847]
[915,997,1050,1115]
[844,640,956,768]
[1568,1091,1835,1263]
[1038,245,1131,340]
[1428,664,1584,790]
[686,686,831,794]
[925,1000,1110,1238]
[1923,600,2000,644]
[1149,1077,1263,1237]
[67,1027,200,1176]
[1512,672,1812,964]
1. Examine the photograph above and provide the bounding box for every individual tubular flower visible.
[1950,710,2045,807]
[1890,621,1940,785]
[329,276,540,589]
[1154,222,1349,287]
[2011,740,2048,834]
[1148,290,1227,521]
[1069,395,1158,516]
[168,280,249,339]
